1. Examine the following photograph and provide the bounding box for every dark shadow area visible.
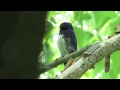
[0,11,47,79]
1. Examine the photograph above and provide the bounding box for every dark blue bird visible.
[57,22,77,65]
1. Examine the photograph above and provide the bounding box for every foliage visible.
[39,11,120,79]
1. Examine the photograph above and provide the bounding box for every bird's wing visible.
[63,29,77,53]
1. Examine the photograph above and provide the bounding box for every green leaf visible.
[93,11,116,29]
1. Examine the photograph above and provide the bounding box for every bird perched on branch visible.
[57,22,77,65]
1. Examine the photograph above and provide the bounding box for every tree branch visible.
[55,34,120,79]
[39,43,97,74]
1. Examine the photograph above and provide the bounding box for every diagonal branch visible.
[55,34,120,79]
[39,43,98,74]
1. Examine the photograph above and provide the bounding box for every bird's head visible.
[60,22,73,31]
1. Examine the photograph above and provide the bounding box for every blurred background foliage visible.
[39,11,120,79]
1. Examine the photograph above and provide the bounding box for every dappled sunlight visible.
[93,30,97,35]
[83,20,89,31]
[117,74,120,79]
[94,69,104,79]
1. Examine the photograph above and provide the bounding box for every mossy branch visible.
[39,43,95,74]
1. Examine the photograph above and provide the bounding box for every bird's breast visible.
[57,34,69,57]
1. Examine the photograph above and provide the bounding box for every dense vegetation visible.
[40,11,120,79]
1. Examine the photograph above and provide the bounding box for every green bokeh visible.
[40,11,120,79]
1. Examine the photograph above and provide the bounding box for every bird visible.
[57,22,77,65]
